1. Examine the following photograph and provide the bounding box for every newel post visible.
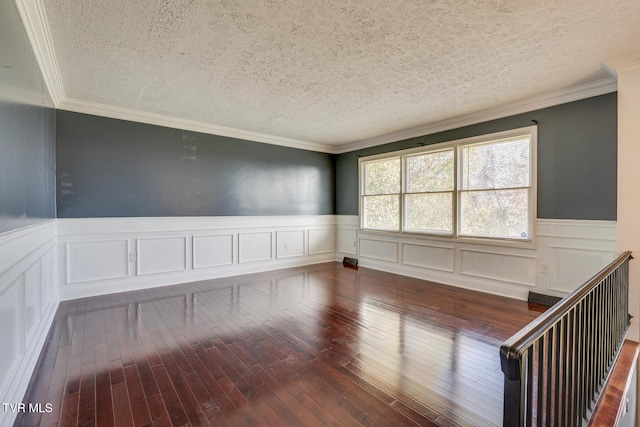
[500,345,523,427]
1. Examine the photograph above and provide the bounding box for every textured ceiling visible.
[38,0,640,150]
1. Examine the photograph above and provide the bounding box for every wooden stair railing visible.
[500,251,633,427]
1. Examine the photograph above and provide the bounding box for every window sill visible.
[358,227,537,250]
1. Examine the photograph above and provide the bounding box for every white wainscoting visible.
[57,216,337,300]
[192,234,233,269]
[137,236,187,275]
[460,249,536,287]
[239,232,273,263]
[337,216,617,300]
[537,219,617,296]
[0,220,58,427]
[66,239,129,283]
[336,216,358,255]
[308,228,335,255]
[0,215,616,426]
[402,243,455,272]
[276,230,305,259]
[359,238,398,262]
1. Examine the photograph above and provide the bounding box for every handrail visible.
[501,251,633,373]
[500,250,633,426]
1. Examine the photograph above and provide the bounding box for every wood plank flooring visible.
[17,262,545,427]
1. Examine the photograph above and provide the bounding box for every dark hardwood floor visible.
[17,262,545,427]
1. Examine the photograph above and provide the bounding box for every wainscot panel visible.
[239,232,273,263]
[336,216,358,256]
[0,221,58,427]
[308,228,335,255]
[336,216,617,300]
[537,219,617,297]
[548,246,617,293]
[276,230,305,259]
[338,229,358,255]
[56,216,337,300]
[192,234,233,269]
[359,238,399,263]
[24,261,41,345]
[402,243,455,272]
[460,249,536,287]
[66,240,129,283]
[137,237,187,275]
[0,277,22,392]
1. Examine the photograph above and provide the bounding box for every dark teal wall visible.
[57,95,616,220]
[56,111,336,217]
[336,93,617,220]
[0,1,56,233]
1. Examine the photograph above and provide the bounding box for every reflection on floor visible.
[18,262,544,426]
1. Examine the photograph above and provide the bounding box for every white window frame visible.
[358,126,537,248]
[403,147,456,236]
[361,156,402,232]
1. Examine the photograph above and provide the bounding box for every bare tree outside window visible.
[405,149,454,234]
[459,137,530,239]
[362,157,401,231]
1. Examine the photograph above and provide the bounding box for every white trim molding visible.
[57,98,336,154]
[337,216,617,300]
[0,221,59,427]
[335,78,617,153]
[14,0,64,105]
[56,216,337,300]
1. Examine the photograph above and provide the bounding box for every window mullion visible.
[454,145,459,238]
[400,155,406,232]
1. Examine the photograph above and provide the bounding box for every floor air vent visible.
[527,291,562,307]
[343,257,358,269]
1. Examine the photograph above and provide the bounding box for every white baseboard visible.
[349,255,531,300]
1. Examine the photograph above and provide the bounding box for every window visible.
[359,127,536,243]
[362,157,401,231]
[404,149,455,235]
[459,136,531,239]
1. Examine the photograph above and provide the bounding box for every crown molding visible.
[335,78,618,154]
[52,79,615,155]
[15,0,619,156]
[57,98,337,153]
[15,0,336,153]
[15,0,65,105]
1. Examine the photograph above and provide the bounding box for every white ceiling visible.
[19,0,640,153]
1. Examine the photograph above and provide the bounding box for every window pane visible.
[405,193,453,234]
[460,189,529,239]
[406,150,454,193]
[364,158,401,195]
[460,137,530,190]
[363,195,399,230]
